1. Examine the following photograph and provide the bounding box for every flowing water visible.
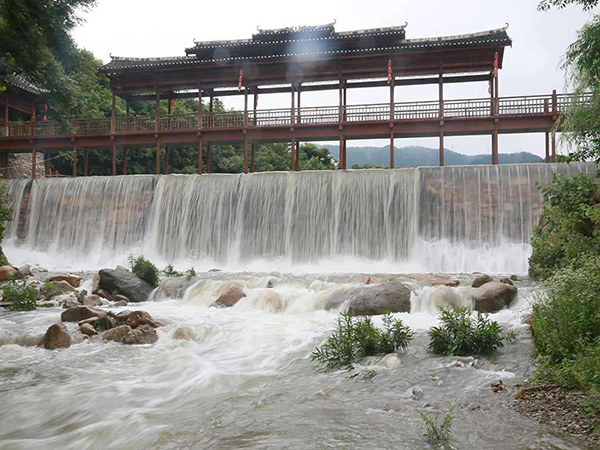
[0,164,596,449]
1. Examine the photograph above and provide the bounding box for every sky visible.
[72,0,596,157]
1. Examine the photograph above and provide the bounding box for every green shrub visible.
[529,173,600,279]
[311,312,414,371]
[418,404,455,446]
[40,282,59,300]
[162,264,183,277]
[128,254,160,288]
[1,280,38,311]
[428,307,504,356]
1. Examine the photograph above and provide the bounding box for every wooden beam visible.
[122,148,127,175]
[198,139,203,174]
[492,128,499,165]
[439,128,444,167]
[545,131,550,163]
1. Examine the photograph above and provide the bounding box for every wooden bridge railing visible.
[0,93,589,139]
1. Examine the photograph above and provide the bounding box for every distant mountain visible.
[319,144,544,167]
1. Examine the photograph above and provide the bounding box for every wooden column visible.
[156,143,161,174]
[198,139,203,174]
[551,130,556,163]
[165,94,172,175]
[197,87,203,128]
[31,147,37,179]
[338,81,345,170]
[155,91,160,132]
[72,144,77,177]
[389,73,395,169]
[244,87,249,174]
[291,84,296,171]
[439,74,444,166]
[207,96,213,173]
[251,91,258,172]
[3,96,8,137]
[296,86,302,171]
[491,70,500,165]
[122,149,127,175]
[111,91,116,133]
[545,131,550,163]
[44,153,49,178]
[492,129,499,165]
[112,143,117,176]
[198,86,203,175]
[84,150,89,176]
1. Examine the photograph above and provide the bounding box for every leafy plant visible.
[162,264,183,277]
[311,312,414,371]
[185,267,197,281]
[40,282,59,300]
[418,404,455,446]
[1,280,38,311]
[428,307,504,356]
[128,254,160,288]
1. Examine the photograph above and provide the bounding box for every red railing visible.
[0,93,590,139]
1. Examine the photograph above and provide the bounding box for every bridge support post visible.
[112,143,117,176]
[244,134,249,174]
[84,149,89,176]
[439,128,444,167]
[198,139,203,174]
[545,131,550,163]
[31,147,37,179]
[72,144,78,177]
[390,128,394,169]
[164,147,169,175]
[552,129,556,163]
[291,134,297,171]
[156,143,161,174]
[122,149,127,175]
[492,128,499,165]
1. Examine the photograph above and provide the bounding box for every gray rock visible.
[42,323,71,350]
[472,281,518,313]
[122,324,158,345]
[17,264,31,279]
[325,281,412,315]
[213,282,246,308]
[83,294,103,307]
[173,326,197,341]
[472,274,494,288]
[500,277,514,286]
[58,294,81,309]
[48,280,77,296]
[155,278,195,300]
[411,387,424,401]
[98,269,154,303]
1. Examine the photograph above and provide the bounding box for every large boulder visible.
[172,327,197,341]
[122,324,158,345]
[472,281,518,313]
[0,265,17,281]
[17,264,31,279]
[103,325,132,342]
[472,274,494,288]
[155,278,196,300]
[48,275,82,288]
[126,310,161,329]
[98,269,154,303]
[83,294,103,307]
[79,323,96,337]
[61,306,107,322]
[213,283,246,308]
[325,281,412,315]
[47,280,77,296]
[42,323,71,350]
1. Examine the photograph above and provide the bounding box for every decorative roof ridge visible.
[255,20,336,35]
[109,55,197,62]
[4,73,47,95]
[404,25,510,44]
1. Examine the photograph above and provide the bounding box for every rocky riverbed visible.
[0,267,596,449]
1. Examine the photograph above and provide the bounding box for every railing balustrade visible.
[0,93,590,139]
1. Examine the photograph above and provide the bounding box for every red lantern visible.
[387,60,393,84]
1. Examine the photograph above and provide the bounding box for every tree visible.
[538,0,598,10]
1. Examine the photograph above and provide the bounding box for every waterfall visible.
[4,163,593,273]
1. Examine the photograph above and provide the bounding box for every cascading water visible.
[4,163,593,272]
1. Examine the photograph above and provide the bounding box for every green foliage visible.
[428,307,504,356]
[529,173,600,279]
[417,404,455,446]
[185,267,196,281]
[0,182,12,244]
[539,0,598,11]
[351,164,388,169]
[1,280,38,311]
[311,312,414,371]
[40,282,59,300]
[128,254,160,288]
[162,264,183,277]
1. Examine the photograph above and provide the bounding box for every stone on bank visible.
[98,268,155,303]
[325,281,412,315]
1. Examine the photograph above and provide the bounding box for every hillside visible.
[319,144,544,167]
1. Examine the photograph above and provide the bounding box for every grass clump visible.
[530,255,600,394]
[311,312,414,371]
[418,404,455,446]
[1,280,38,311]
[162,264,183,277]
[428,307,504,356]
[185,267,196,281]
[128,254,160,288]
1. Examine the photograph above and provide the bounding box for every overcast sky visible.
[72,0,596,157]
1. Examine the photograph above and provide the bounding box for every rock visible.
[95,289,114,301]
[214,283,246,308]
[48,280,77,295]
[113,300,128,307]
[37,301,57,308]
[61,306,107,323]
[411,387,424,401]
[92,315,116,331]
[472,274,494,288]
[122,324,158,345]
[112,294,129,304]
[116,265,128,271]
[35,267,48,273]
[98,268,154,303]
[48,275,82,288]
[83,294,103,307]
[103,325,132,342]
[208,268,222,272]
[17,264,31,279]
[431,279,460,287]
[472,281,518,313]
[0,265,17,281]
[90,274,100,294]
[172,326,197,341]
[58,294,81,309]
[379,354,402,369]
[42,323,71,350]
[260,290,284,312]
[154,278,195,300]
[114,310,133,325]
[500,277,514,286]
[79,323,96,337]
[325,281,412,315]
[126,310,161,329]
